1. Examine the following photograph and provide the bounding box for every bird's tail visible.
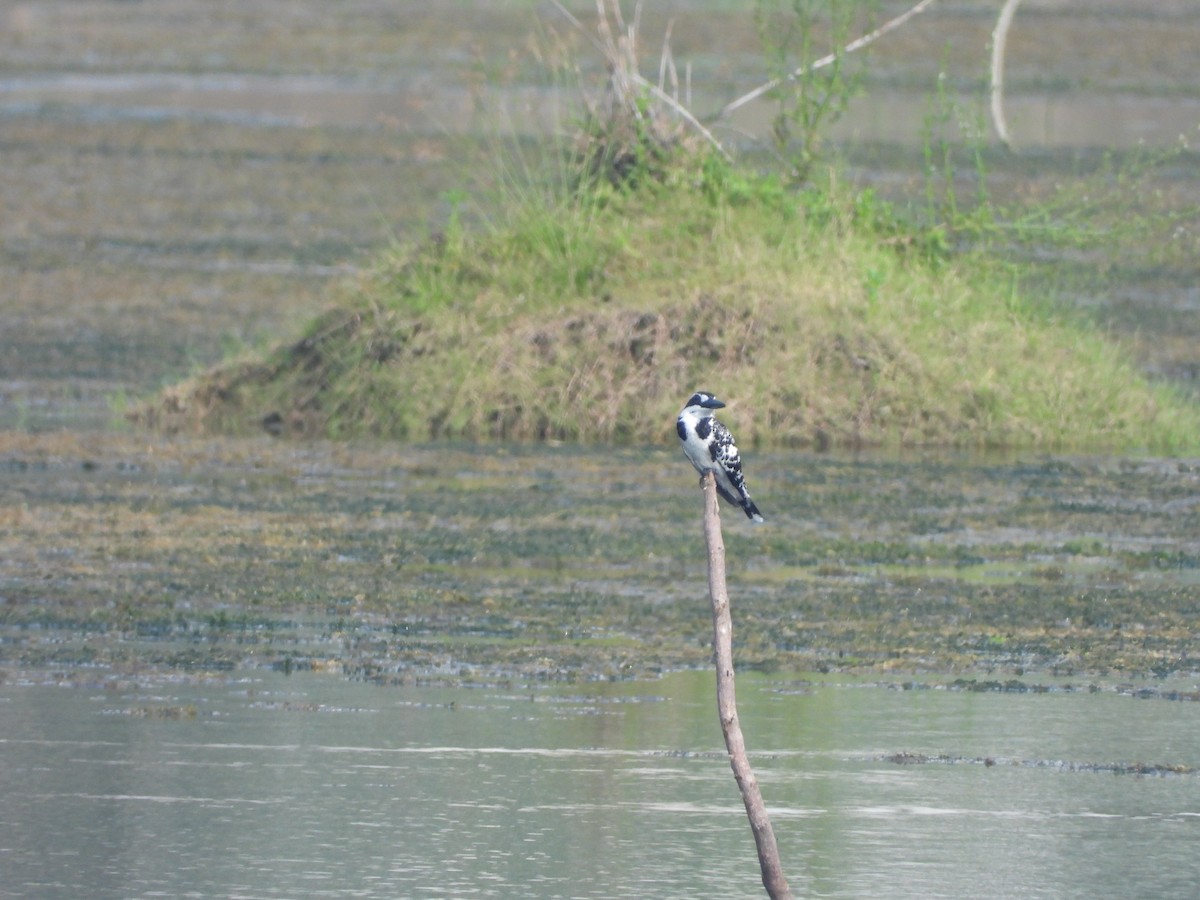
[741,495,765,524]
[715,480,765,524]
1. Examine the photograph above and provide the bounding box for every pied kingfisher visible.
[676,391,764,523]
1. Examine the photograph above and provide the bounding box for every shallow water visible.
[4,70,1196,148]
[3,670,1200,899]
[2,436,1197,679]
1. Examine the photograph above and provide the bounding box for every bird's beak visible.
[703,398,726,410]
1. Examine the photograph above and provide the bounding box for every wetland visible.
[2,2,1200,897]
[2,434,1199,682]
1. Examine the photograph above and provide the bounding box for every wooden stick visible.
[702,472,793,899]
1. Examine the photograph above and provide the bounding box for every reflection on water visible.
[3,670,1199,899]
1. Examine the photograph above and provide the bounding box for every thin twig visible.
[551,0,732,160]
[595,0,618,62]
[990,0,1022,149]
[703,472,792,900]
[628,0,643,55]
[715,0,941,121]
[550,1,602,56]
[659,18,676,97]
[630,73,733,161]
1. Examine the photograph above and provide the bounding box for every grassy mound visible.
[136,157,1200,451]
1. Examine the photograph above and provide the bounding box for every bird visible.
[676,391,764,523]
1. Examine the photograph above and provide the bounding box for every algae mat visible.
[2,432,1197,681]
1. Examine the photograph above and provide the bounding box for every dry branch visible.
[702,472,793,899]
[551,0,731,161]
[714,0,941,121]
[552,0,943,166]
[990,0,1023,148]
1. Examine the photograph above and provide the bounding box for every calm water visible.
[3,670,1200,899]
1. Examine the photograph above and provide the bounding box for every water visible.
[3,670,1200,899]
[3,70,1196,148]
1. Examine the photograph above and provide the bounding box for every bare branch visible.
[715,0,941,121]
[594,0,619,63]
[658,18,676,97]
[550,0,732,161]
[549,1,605,58]
[630,72,733,161]
[990,0,1023,149]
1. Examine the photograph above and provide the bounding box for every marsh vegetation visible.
[3,432,1197,681]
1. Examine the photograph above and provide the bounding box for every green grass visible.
[135,144,1200,452]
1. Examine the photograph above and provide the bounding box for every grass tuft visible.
[133,154,1200,451]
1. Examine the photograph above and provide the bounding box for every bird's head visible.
[683,391,726,413]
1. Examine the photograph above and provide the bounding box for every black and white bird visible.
[676,391,764,524]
